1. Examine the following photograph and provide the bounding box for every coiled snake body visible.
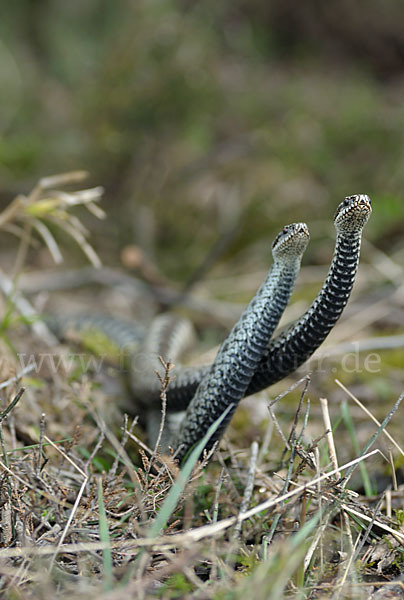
[51,195,371,459]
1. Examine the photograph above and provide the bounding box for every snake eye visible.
[343,197,351,206]
[283,226,289,234]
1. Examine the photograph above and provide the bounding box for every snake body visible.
[129,313,195,447]
[49,195,371,459]
[46,313,145,351]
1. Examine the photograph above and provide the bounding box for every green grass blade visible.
[341,400,373,496]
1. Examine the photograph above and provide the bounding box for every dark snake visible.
[49,195,371,458]
[171,195,371,458]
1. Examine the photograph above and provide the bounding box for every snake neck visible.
[207,258,301,370]
[246,230,362,394]
[172,256,303,461]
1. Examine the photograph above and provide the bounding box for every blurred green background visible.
[1,0,404,281]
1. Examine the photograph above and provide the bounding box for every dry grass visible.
[0,174,402,599]
[0,377,402,600]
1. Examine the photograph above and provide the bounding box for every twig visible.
[388,449,398,491]
[108,414,137,480]
[212,469,225,524]
[44,436,86,478]
[34,413,46,475]
[268,405,290,450]
[125,428,154,457]
[267,436,300,545]
[84,430,105,472]
[0,389,25,505]
[268,374,312,408]
[280,375,310,463]
[335,379,404,458]
[303,501,339,573]
[258,395,274,465]
[148,357,173,474]
[90,408,148,491]
[341,503,404,545]
[334,530,362,599]
[386,489,392,518]
[44,435,89,571]
[320,397,340,479]
[0,388,25,424]
[298,396,311,444]
[49,478,88,572]
[267,382,311,528]
[342,389,404,486]
[0,364,35,390]
[288,376,311,445]
[353,492,385,563]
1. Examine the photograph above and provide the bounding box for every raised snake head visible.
[334,194,372,233]
[272,222,310,260]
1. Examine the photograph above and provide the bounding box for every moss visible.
[157,573,194,597]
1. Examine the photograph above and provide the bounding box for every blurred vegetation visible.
[1,0,404,280]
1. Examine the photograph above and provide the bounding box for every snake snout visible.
[358,194,371,207]
[298,222,309,235]
[334,194,372,230]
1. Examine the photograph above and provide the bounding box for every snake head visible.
[334,194,372,233]
[272,222,310,259]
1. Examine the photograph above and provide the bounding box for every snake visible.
[171,195,371,458]
[50,223,309,442]
[49,195,371,458]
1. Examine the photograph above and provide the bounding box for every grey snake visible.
[50,195,372,460]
